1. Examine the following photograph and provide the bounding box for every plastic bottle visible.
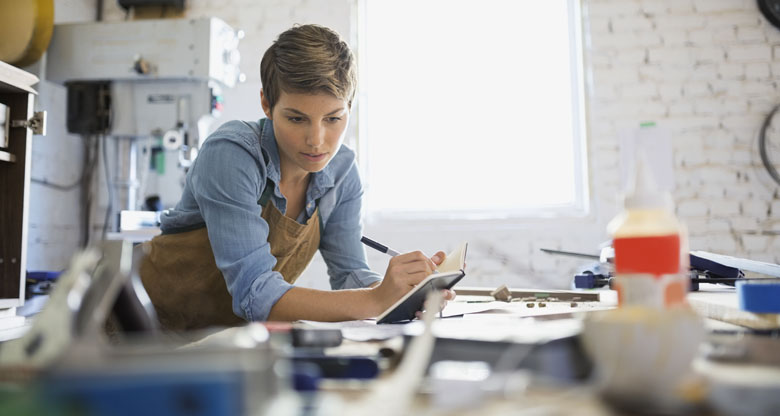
[607,136,689,308]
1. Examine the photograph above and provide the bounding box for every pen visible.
[361,236,401,257]
[362,235,445,318]
[361,235,440,275]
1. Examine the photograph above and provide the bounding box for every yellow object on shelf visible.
[0,0,54,67]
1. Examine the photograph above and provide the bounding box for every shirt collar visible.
[259,118,281,185]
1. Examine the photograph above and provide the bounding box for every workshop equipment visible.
[45,18,243,235]
[543,247,763,291]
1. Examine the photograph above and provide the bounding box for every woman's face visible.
[262,90,350,179]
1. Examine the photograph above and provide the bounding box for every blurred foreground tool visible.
[0,241,285,416]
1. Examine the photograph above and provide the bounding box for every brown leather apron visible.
[140,149,321,331]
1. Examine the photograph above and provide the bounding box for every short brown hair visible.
[260,24,357,111]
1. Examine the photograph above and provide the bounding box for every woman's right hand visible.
[371,251,439,314]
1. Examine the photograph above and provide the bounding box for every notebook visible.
[376,242,468,324]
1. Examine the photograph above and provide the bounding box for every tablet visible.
[376,270,465,324]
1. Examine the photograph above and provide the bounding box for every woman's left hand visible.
[431,249,457,300]
[414,251,457,319]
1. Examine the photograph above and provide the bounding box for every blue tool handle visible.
[574,273,610,289]
[737,280,780,313]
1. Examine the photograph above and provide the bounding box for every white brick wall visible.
[25,0,780,290]
[24,0,97,271]
[580,0,780,286]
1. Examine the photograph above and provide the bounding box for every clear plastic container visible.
[608,124,689,308]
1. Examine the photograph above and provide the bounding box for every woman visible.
[140,24,454,330]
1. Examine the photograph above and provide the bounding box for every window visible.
[357,0,588,220]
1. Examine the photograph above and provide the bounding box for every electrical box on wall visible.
[66,82,111,135]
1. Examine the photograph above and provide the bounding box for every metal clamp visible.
[12,111,47,135]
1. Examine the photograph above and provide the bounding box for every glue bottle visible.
[607,126,689,308]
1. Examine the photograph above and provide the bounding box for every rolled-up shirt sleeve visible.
[190,136,292,321]
[319,161,383,290]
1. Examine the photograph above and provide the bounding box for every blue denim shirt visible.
[160,119,382,321]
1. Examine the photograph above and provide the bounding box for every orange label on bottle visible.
[613,234,681,276]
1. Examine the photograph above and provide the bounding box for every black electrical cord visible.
[759,103,780,187]
[101,134,115,239]
[81,135,100,247]
[31,176,82,191]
